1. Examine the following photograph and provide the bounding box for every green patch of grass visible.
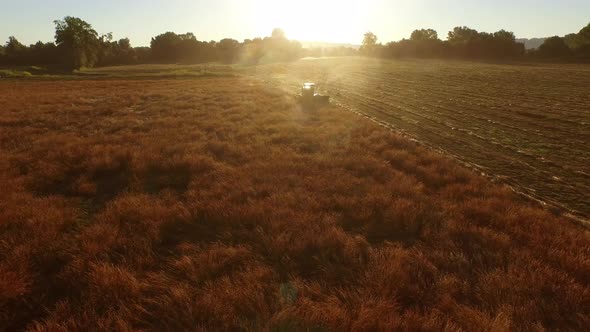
[0,69,32,78]
[81,63,245,79]
[0,63,245,80]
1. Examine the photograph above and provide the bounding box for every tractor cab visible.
[300,82,329,109]
[302,83,316,100]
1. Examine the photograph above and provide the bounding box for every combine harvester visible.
[299,83,330,109]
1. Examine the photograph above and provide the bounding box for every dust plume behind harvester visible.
[299,82,330,110]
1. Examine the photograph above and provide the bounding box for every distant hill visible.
[301,41,360,49]
[516,38,546,50]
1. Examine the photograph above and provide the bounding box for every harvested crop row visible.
[253,58,590,217]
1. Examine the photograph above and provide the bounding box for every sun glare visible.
[253,0,368,43]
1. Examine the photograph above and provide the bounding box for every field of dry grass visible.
[1,77,589,331]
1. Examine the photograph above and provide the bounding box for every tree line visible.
[0,17,358,70]
[361,23,590,61]
[0,17,147,69]
[2,16,590,69]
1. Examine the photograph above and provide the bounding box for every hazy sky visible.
[1,0,589,47]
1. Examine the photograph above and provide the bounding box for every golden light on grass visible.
[1,77,589,330]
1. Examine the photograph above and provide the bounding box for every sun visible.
[252,0,368,43]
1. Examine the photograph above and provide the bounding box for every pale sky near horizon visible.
[1,0,589,47]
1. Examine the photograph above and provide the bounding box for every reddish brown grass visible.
[0,78,589,331]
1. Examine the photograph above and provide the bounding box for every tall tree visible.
[217,38,241,63]
[118,38,131,50]
[5,36,25,53]
[410,29,439,41]
[493,30,516,43]
[573,23,590,57]
[361,32,378,56]
[150,32,182,63]
[447,26,479,44]
[4,37,27,64]
[54,17,100,69]
[564,33,580,49]
[576,23,590,46]
[271,28,287,40]
[538,36,572,57]
[28,41,59,65]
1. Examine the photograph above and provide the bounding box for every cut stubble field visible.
[0,71,589,330]
[252,58,590,219]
